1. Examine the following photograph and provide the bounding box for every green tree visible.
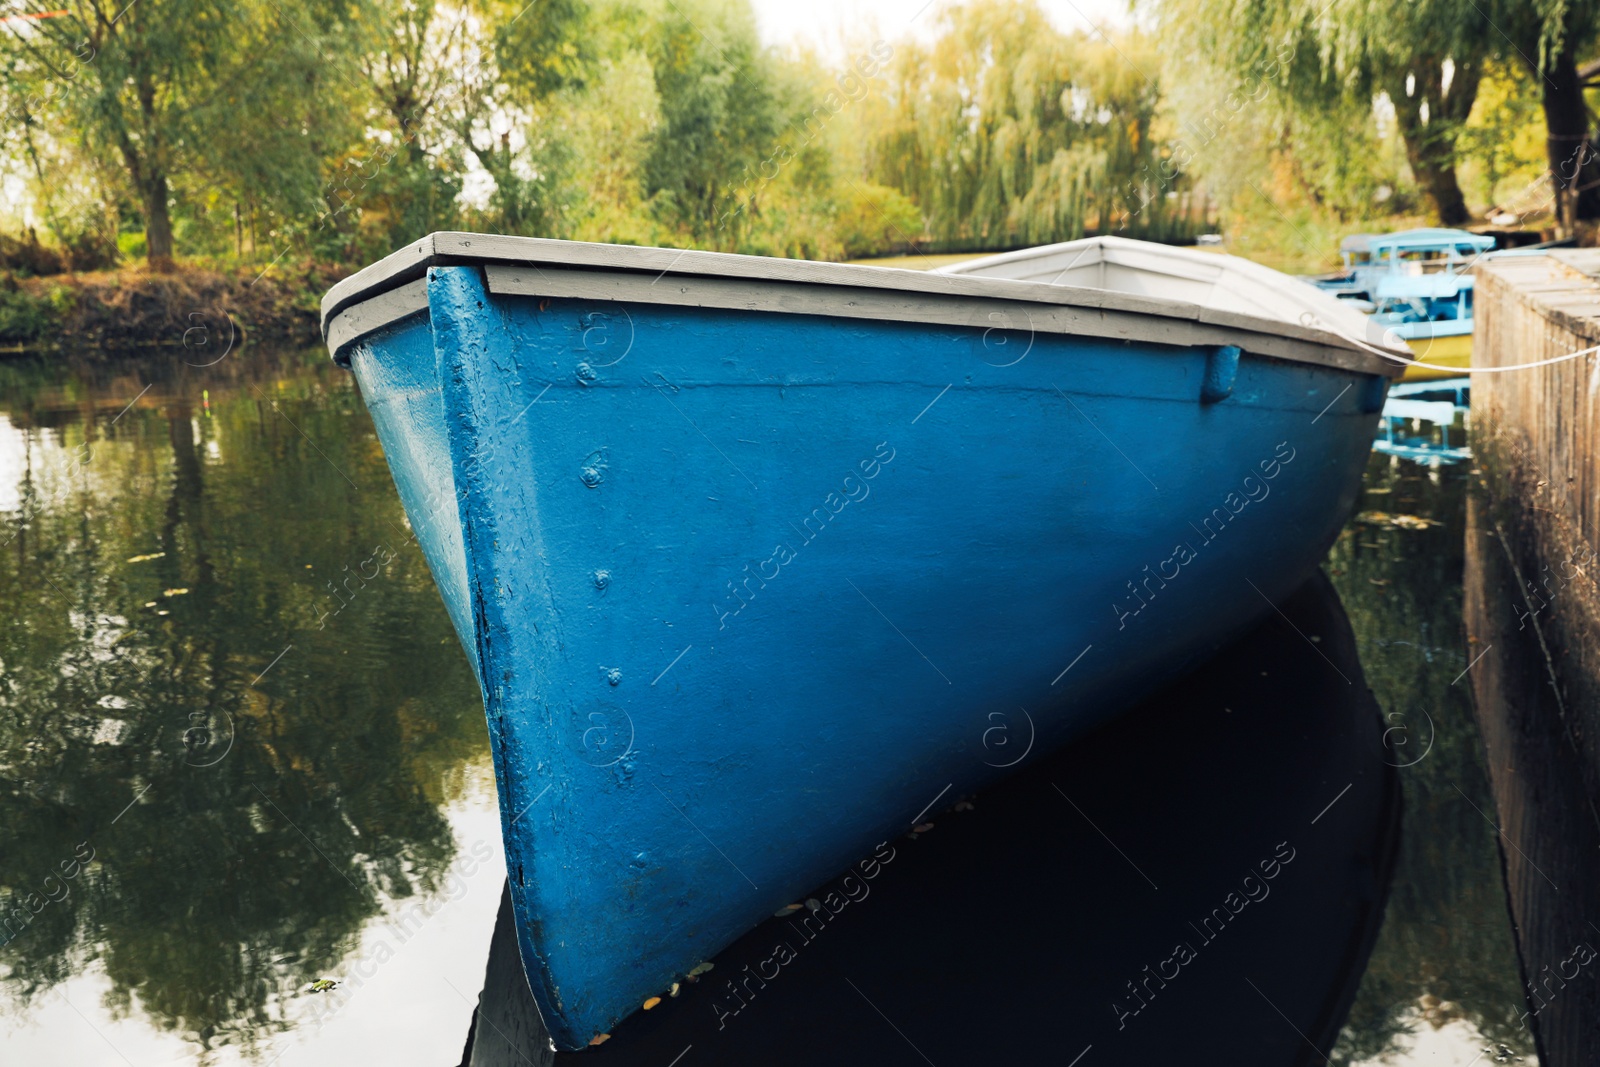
[1488,0,1600,229]
[866,0,1199,249]
[327,0,589,254]
[0,0,355,269]
[0,43,120,268]
[1153,0,1491,225]
[641,0,781,247]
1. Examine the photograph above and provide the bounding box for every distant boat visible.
[321,233,1405,1050]
[1313,228,1495,382]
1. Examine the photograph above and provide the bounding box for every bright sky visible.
[749,0,1134,57]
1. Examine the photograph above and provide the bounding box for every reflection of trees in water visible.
[1327,454,1533,1063]
[0,352,487,1056]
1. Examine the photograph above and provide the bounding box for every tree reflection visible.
[0,351,487,1056]
[1326,454,1534,1062]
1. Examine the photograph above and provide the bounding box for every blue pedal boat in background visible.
[320,233,1407,1050]
[1310,228,1497,381]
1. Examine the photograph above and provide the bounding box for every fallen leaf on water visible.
[913,822,934,833]
[589,1033,610,1046]
[126,552,165,563]
[643,997,661,1010]
[669,982,681,997]
[1356,510,1441,531]
[773,904,802,916]
[687,962,714,977]
[163,588,189,597]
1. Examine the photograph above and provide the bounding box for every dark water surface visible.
[0,352,1533,1065]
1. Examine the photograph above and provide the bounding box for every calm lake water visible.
[0,350,1535,1065]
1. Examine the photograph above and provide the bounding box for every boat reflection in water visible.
[1374,379,1471,468]
[459,572,1400,1066]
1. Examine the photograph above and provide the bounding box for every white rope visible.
[1316,321,1600,375]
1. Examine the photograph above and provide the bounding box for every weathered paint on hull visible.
[346,265,1386,1049]
[1401,330,1472,382]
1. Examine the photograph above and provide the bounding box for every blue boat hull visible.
[346,264,1385,1048]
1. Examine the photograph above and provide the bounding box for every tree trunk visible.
[1403,140,1471,225]
[143,174,175,272]
[1538,48,1600,234]
[1390,57,1479,227]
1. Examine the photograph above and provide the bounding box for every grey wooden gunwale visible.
[322,231,1408,377]
[324,277,429,357]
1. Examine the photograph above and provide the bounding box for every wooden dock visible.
[1470,250,1600,1066]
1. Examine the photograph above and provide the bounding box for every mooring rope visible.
[1315,321,1600,375]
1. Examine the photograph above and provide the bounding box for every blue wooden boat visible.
[320,233,1405,1050]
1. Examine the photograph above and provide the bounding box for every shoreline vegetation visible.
[0,260,346,356]
[2,0,1589,357]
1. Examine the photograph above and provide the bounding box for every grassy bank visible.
[0,261,348,357]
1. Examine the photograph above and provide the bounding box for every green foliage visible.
[639,0,782,247]
[1457,60,1550,211]
[494,0,594,102]
[865,0,1203,248]
[832,182,925,258]
[0,0,361,264]
[1487,0,1600,72]
[1153,0,1495,224]
[0,283,67,344]
[0,0,1567,271]
[560,45,670,245]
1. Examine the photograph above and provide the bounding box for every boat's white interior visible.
[942,236,1382,351]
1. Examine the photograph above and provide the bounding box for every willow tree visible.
[867,0,1192,249]
[1489,0,1600,228]
[1155,0,1493,225]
